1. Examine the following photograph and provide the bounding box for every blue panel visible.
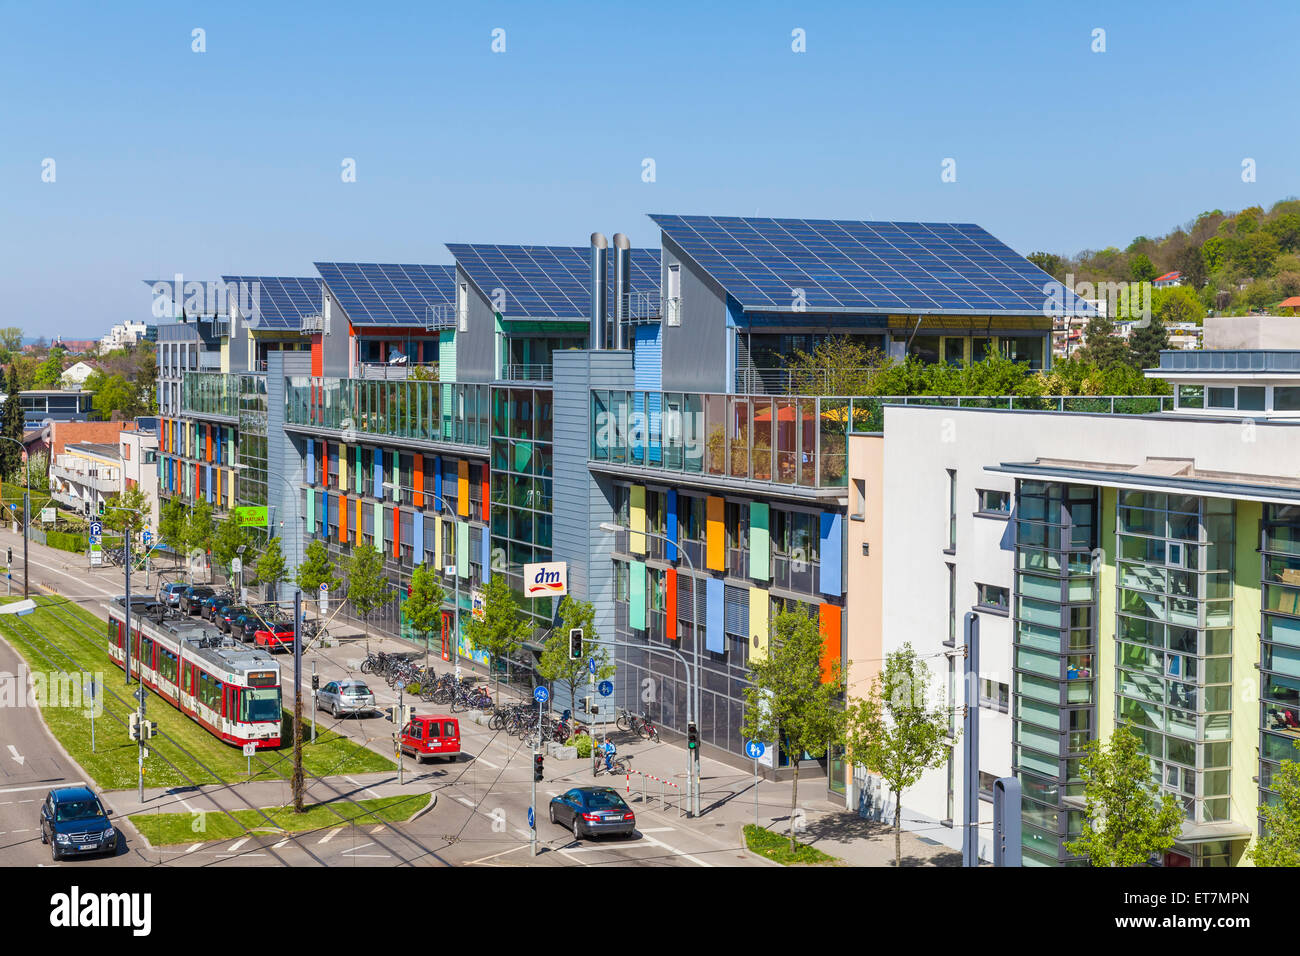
[306,439,315,481]
[372,447,383,499]
[481,524,491,572]
[413,510,424,562]
[666,489,678,561]
[220,275,323,329]
[633,325,663,465]
[204,465,212,503]
[433,456,443,511]
[321,490,329,530]
[820,512,843,596]
[705,577,724,653]
[312,262,454,327]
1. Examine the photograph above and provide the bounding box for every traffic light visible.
[311,674,319,691]
[577,699,588,714]
[128,712,141,741]
[568,628,583,660]
[6,547,10,565]
[383,706,396,722]
[687,722,699,752]
[533,753,544,782]
[144,721,158,739]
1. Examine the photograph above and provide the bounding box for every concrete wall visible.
[1204,315,1300,350]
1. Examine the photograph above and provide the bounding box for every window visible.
[977,583,1010,612]
[1239,386,1266,412]
[946,470,957,550]
[1207,387,1234,409]
[852,478,867,520]
[945,563,956,646]
[980,679,1009,712]
[977,489,1011,515]
[1274,387,1300,411]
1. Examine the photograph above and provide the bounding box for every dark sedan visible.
[179,585,216,616]
[40,787,119,861]
[201,593,235,622]
[218,604,249,634]
[549,787,636,840]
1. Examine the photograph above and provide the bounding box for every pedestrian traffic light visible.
[383,706,395,722]
[128,712,141,741]
[311,674,319,691]
[5,547,10,565]
[568,627,583,660]
[687,722,699,751]
[533,753,544,782]
[144,721,158,739]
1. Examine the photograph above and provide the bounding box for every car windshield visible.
[241,687,282,723]
[583,791,627,810]
[55,799,105,822]
[340,683,370,695]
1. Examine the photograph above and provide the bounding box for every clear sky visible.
[2,0,1297,336]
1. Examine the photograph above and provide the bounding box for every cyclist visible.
[601,739,617,774]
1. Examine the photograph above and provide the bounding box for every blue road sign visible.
[527,806,535,829]
[588,657,597,676]
[597,680,613,697]
[89,521,103,539]
[745,740,765,760]
[142,530,152,545]
[533,686,549,704]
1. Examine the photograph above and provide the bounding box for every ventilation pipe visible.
[590,233,608,350]
[613,233,632,350]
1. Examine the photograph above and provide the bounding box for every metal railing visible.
[425,303,457,330]
[502,363,553,382]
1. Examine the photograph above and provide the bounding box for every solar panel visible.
[648,215,1091,316]
[313,263,456,326]
[446,244,661,320]
[220,276,323,329]
[142,278,226,319]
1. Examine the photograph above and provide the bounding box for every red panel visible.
[665,568,677,641]
[481,468,490,522]
[818,603,842,684]
[311,334,324,377]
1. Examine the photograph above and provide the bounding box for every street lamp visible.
[0,435,32,599]
[599,521,701,818]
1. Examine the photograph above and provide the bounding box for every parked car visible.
[158,582,188,608]
[180,585,216,616]
[316,680,377,718]
[218,604,248,634]
[398,715,461,762]
[250,621,295,652]
[40,787,119,861]
[201,593,235,622]
[548,787,636,840]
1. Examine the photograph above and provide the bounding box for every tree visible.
[1129,253,1157,283]
[0,329,22,353]
[1128,317,1170,371]
[1063,727,1183,866]
[465,573,532,704]
[1026,251,1066,280]
[1249,741,1300,867]
[158,497,188,562]
[1152,285,1205,326]
[345,542,392,641]
[32,350,64,389]
[0,367,24,481]
[254,536,289,602]
[845,642,952,866]
[741,607,846,853]
[295,539,341,618]
[85,372,142,421]
[102,485,151,539]
[403,563,446,667]
[183,499,215,581]
[537,596,614,720]
[783,335,888,396]
[1076,315,1131,371]
[212,512,257,581]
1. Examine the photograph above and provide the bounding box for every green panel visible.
[456,520,470,578]
[306,493,315,531]
[439,331,457,382]
[750,502,770,581]
[630,560,647,630]
[355,445,363,493]
[374,501,384,552]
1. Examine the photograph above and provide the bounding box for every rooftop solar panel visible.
[648,214,1091,316]
[313,263,456,326]
[142,278,226,319]
[220,275,323,329]
[446,244,661,320]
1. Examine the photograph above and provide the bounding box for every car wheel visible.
[40,826,47,845]
[332,703,340,719]
[573,817,582,841]
[51,843,59,862]
[549,805,556,824]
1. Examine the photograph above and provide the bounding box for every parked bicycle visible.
[615,708,660,741]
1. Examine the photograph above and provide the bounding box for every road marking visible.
[317,828,340,844]
[273,839,290,849]
[369,824,386,834]
[346,853,391,858]
[639,827,675,833]
[7,745,25,765]
[474,756,500,769]
[185,843,201,853]
[340,842,374,854]
[228,838,249,852]
[345,775,382,799]
[466,844,528,865]
[637,833,712,867]
[557,848,591,866]
[456,796,475,807]
[18,799,35,804]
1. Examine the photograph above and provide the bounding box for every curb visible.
[407,791,437,822]
[738,823,786,867]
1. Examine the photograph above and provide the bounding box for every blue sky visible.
[2,0,1297,336]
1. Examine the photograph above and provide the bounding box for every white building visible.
[99,321,149,352]
[119,430,159,531]
[59,361,98,387]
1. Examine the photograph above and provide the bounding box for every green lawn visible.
[743,824,843,866]
[128,794,425,846]
[0,596,394,791]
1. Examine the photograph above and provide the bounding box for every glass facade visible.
[1260,505,1300,817]
[285,376,490,447]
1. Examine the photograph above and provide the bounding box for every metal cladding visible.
[612,232,631,350]
[590,232,608,349]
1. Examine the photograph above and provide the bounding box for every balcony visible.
[501,363,553,382]
[285,376,491,448]
[50,462,119,494]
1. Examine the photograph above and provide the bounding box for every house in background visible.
[59,361,99,387]
[1154,270,1183,288]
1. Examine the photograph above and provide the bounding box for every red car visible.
[251,623,295,652]
[399,715,461,763]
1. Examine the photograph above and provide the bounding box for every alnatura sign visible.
[524,561,567,598]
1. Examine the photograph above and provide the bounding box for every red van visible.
[399,715,461,763]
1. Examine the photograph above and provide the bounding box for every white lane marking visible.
[185,843,201,853]
[456,797,475,807]
[340,842,374,854]
[273,839,290,849]
[474,756,500,769]
[558,848,591,866]
[228,838,249,852]
[344,776,383,799]
[466,844,528,865]
[637,833,712,867]
[317,828,339,844]
[514,828,530,839]
[7,745,24,765]
[369,824,386,834]
[639,827,675,833]
[18,799,36,804]
[346,853,391,858]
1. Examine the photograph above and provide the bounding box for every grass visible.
[743,824,843,866]
[0,596,395,791]
[128,794,424,846]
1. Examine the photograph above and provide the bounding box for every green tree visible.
[785,335,887,396]
[295,539,341,618]
[465,573,532,704]
[537,596,614,720]
[1152,285,1205,326]
[254,536,289,602]
[0,367,24,481]
[741,607,846,852]
[102,484,151,539]
[403,563,446,667]
[1026,251,1066,280]
[1173,243,1207,289]
[1064,727,1184,866]
[1076,315,1131,371]
[158,497,188,560]
[212,512,257,581]
[1249,741,1300,867]
[345,542,392,641]
[845,643,952,866]
[85,371,142,420]
[1129,253,1157,282]
[0,329,22,353]
[32,349,65,389]
[184,499,215,581]
[1128,317,1171,371]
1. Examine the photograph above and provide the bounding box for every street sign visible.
[231,557,242,575]
[319,583,329,616]
[527,806,535,829]
[745,740,766,760]
[242,742,257,757]
[533,686,549,704]
[233,506,269,527]
[40,507,55,523]
[523,561,567,598]
[89,520,102,540]
[587,657,597,676]
[141,530,152,546]
[597,680,613,697]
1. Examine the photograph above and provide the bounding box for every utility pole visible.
[962,611,980,868]
[397,682,404,787]
[124,529,132,685]
[292,588,304,812]
[21,484,28,599]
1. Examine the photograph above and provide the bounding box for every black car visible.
[218,604,248,634]
[40,787,119,861]
[180,585,216,616]
[548,787,636,840]
[201,593,235,622]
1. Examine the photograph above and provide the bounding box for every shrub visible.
[568,734,594,758]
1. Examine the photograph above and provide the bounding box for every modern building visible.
[99,320,151,352]
[120,430,160,530]
[3,389,96,429]
[50,442,124,517]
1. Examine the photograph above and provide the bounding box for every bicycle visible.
[615,708,660,741]
[595,752,632,775]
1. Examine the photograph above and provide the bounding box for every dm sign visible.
[523,561,567,598]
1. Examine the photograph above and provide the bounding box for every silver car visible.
[316,680,376,718]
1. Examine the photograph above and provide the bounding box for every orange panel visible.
[338,493,348,543]
[819,603,842,684]
[311,334,324,377]
[481,466,490,522]
[665,568,677,641]
[705,496,724,572]
[413,455,424,507]
[355,497,363,540]
[205,425,212,462]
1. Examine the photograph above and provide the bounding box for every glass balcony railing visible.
[285,376,491,447]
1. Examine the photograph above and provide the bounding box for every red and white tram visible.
[105,598,282,749]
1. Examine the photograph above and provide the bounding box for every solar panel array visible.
[220,275,323,329]
[649,214,1091,315]
[142,278,226,318]
[313,263,456,326]
[446,244,661,319]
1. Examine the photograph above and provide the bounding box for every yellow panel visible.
[339,446,348,490]
[434,515,443,571]
[457,460,469,517]
[706,495,724,572]
[630,485,646,555]
[749,587,769,662]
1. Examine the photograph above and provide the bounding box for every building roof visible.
[649,213,1093,316]
[143,278,227,319]
[989,454,1300,504]
[313,263,456,327]
[221,276,323,330]
[446,244,660,320]
[66,442,121,461]
[1155,271,1182,282]
[1278,296,1300,308]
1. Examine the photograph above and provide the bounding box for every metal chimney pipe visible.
[613,233,631,350]
[590,233,608,350]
